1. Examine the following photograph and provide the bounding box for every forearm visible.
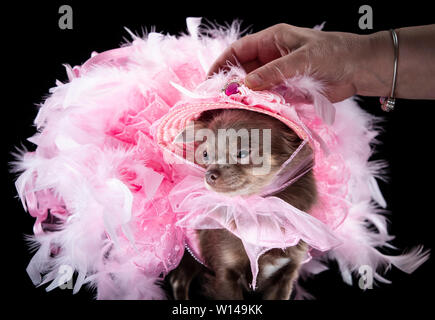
[354,24,435,99]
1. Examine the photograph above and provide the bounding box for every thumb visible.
[244,53,306,90]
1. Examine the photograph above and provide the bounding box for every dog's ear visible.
[279,127,301,150]
[172,121,207,144]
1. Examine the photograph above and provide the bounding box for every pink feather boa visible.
[14,18,429,299]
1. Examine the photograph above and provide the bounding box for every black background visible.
[2,0,434,315]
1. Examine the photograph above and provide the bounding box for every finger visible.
[244,49,307,90]
[207,24,294,76]
[207,33,261,77]
[241,59,263,74]
[207,24,304,77]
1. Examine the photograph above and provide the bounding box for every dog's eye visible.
[203,150,209,160]
[237,149,249,159]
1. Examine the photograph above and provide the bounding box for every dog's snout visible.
[205,169,220,185]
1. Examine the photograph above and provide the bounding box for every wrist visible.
[353,30,395,97]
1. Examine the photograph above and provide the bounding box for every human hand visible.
[207,23,392,103]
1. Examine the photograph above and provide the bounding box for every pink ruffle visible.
[169,174,341,289]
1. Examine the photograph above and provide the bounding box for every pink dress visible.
[14,18,429,299]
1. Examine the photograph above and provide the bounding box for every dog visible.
[168,109,317,300]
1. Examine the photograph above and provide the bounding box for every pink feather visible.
[13,17,429,300]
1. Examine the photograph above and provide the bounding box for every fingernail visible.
[245,73,262,88]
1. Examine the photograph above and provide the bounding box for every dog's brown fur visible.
[168,109,317,300]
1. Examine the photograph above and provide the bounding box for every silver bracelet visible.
[380,29,399,112]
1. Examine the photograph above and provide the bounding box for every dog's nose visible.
[205,169,220,185]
